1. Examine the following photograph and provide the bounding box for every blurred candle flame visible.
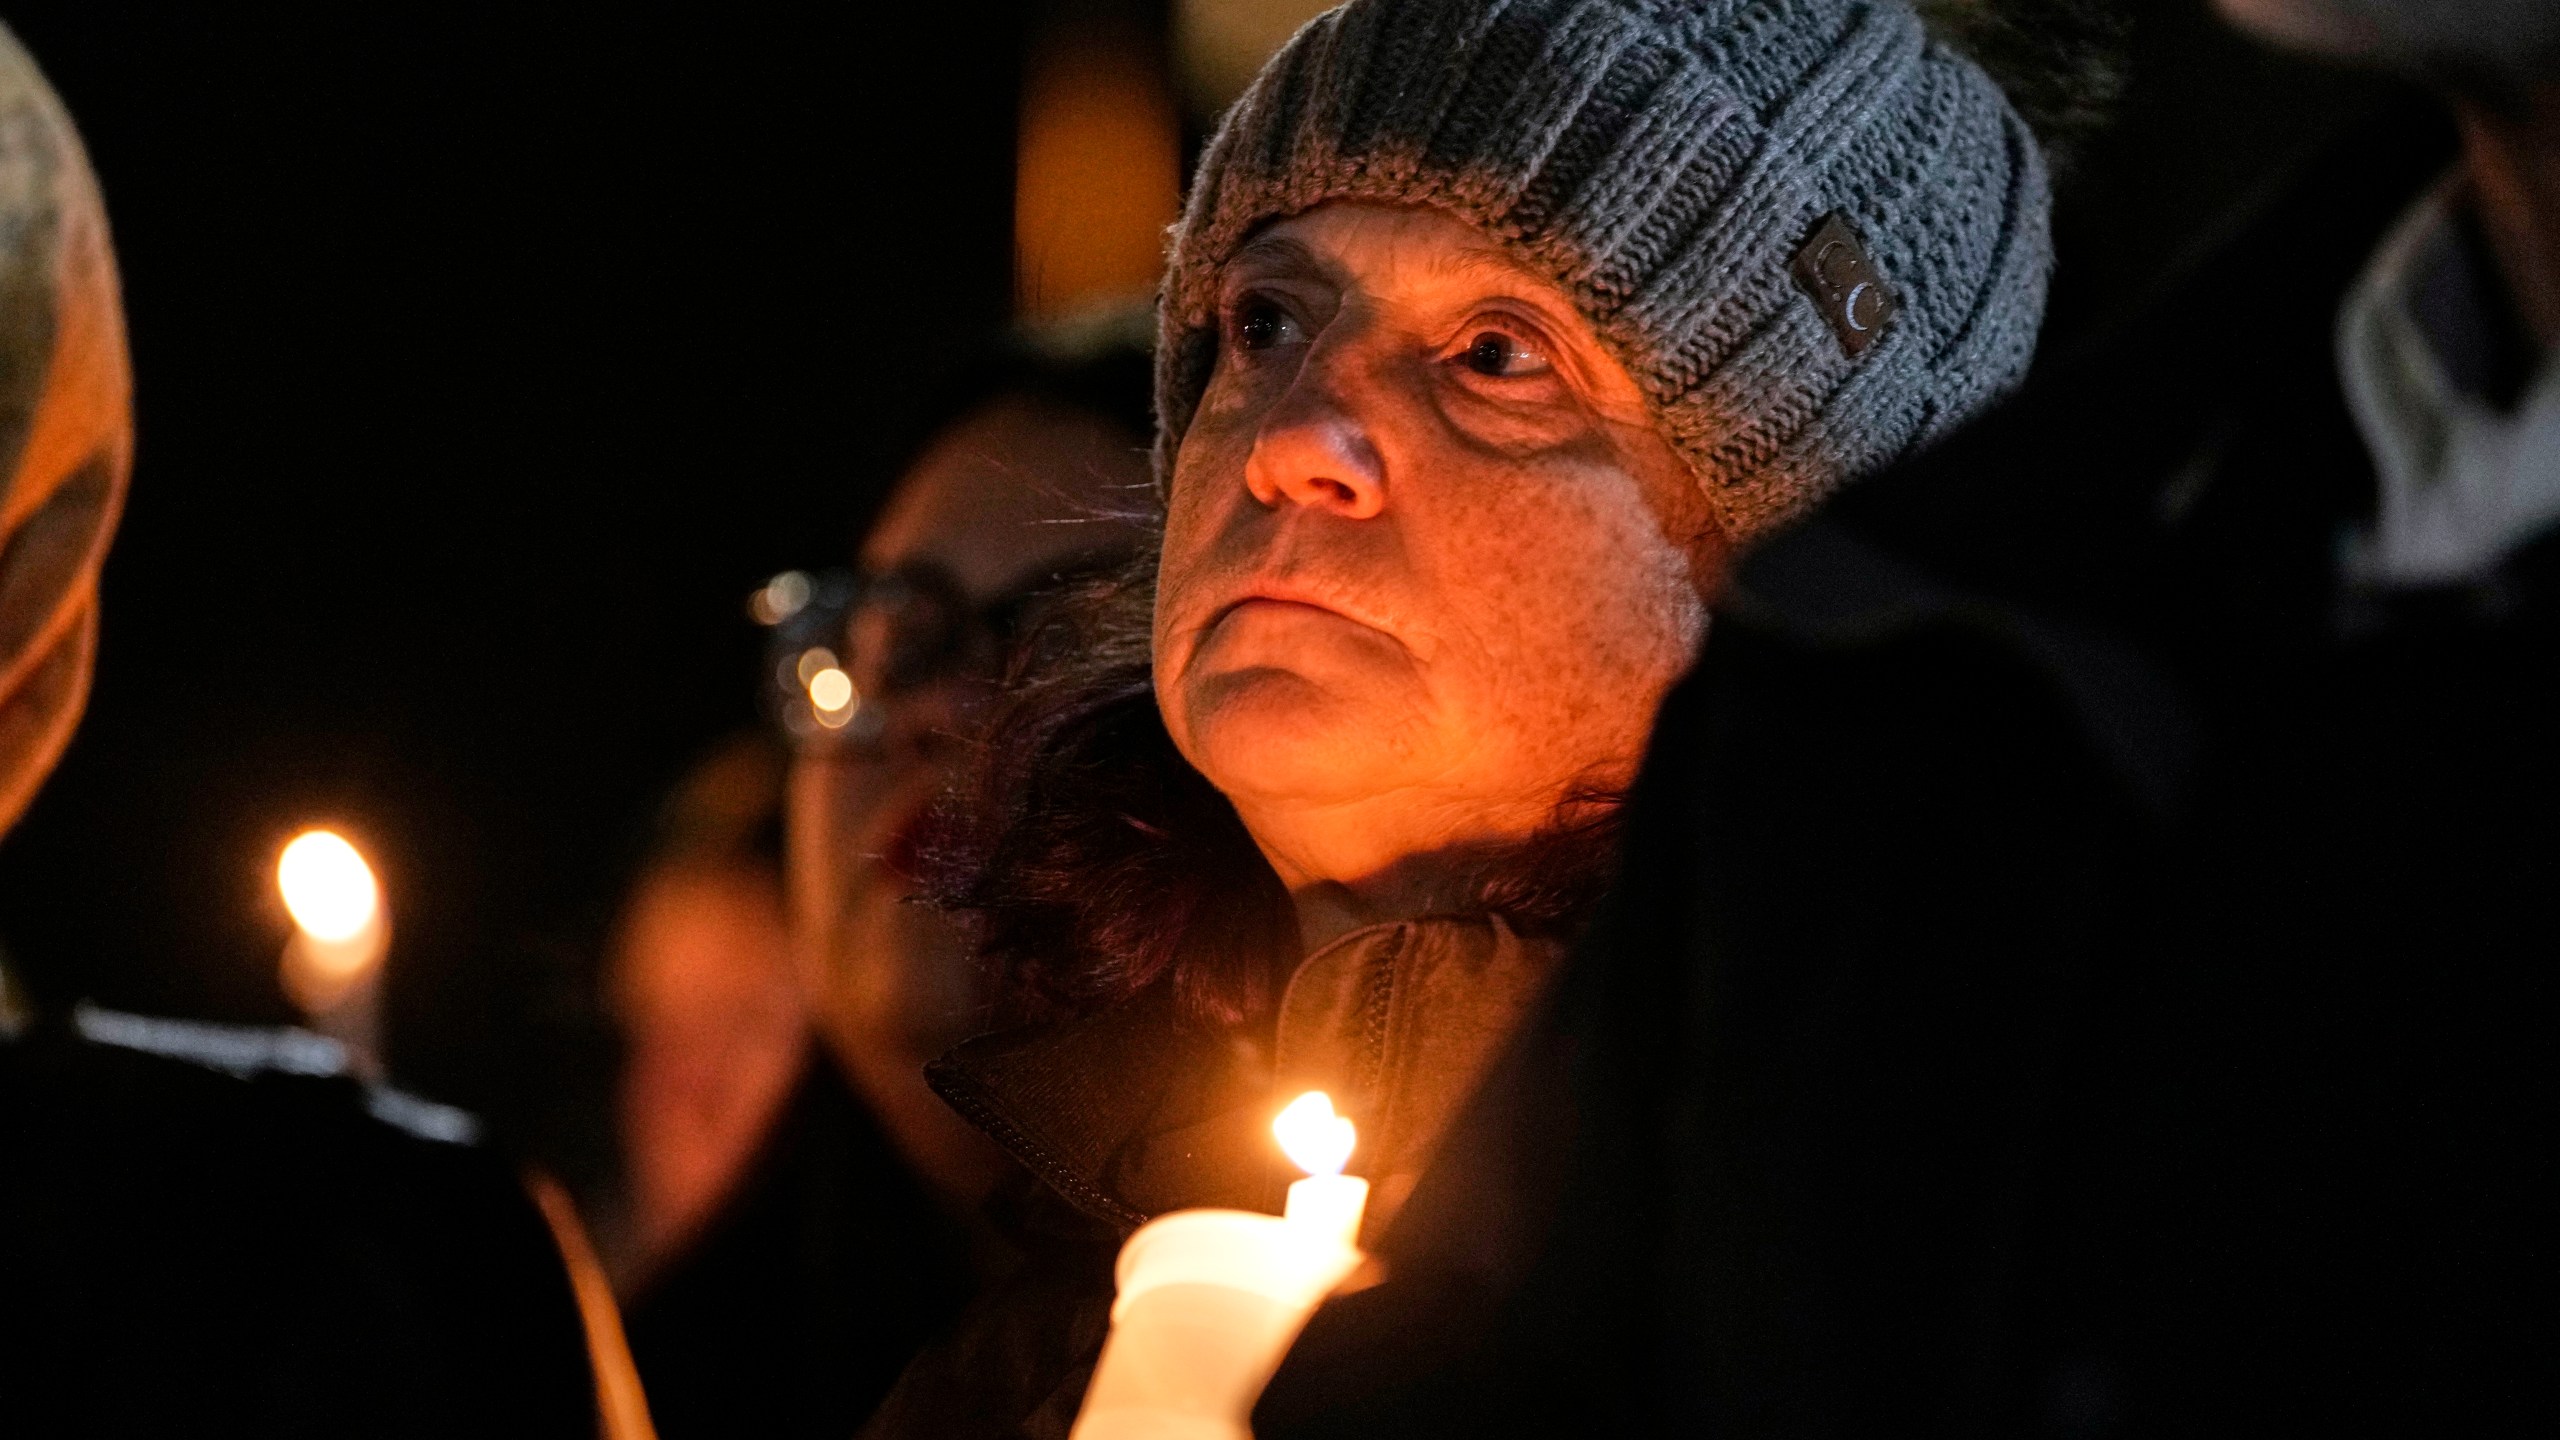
[278,830,380,944]
[1274,1090,1355,1177]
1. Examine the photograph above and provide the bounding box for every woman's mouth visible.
[1215,582,1388,637]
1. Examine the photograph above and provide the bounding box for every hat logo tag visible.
[1792,213,1897,357]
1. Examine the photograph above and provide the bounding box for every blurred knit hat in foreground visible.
[1157,0,2052,543]
[0,23,131,833]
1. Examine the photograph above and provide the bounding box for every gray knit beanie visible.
[1155,0,2052,542]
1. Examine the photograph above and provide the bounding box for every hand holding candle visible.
[1069,1092,1369,1440]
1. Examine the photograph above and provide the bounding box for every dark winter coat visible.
[1254,88,2554,1440]
[621,1053,976,1440]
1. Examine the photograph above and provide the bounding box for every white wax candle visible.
[1283,1174,1369,1251]
[1070,1092,1371,1440]
[1072,1209,1360,1440]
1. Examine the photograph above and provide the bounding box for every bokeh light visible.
[808,667,858,728]
[750,569,814,626]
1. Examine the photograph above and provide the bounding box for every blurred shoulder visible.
[0,1009,596,1436]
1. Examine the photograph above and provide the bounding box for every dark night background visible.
[0,3,1026,1123]
[0,0,2408,1140]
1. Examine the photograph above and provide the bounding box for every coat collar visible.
[927,977,1285,1234]
[926,914,1562,1237]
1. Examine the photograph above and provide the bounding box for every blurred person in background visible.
[2221,3,2557,515]
[598,733,807,1288]
[595,726,953,1440]
[603,329,1155,1440]
[782,328,1158,1216]
[1255,1,2559,1436]
[0,23,614,1438]
[2029,0,2557,1425]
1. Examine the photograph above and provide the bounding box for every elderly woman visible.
[871,1,2051,1434]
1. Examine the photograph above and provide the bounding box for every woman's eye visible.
[1232,298,1301,353]
[1460,329,1551,378]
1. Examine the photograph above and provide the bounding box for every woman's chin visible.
[1175,677,1423,811]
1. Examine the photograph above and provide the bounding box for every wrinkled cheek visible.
[1156,429,1260,661]
[1166,413,1260,532]
[1463,484,1703,777]
[1570,522,1704,689]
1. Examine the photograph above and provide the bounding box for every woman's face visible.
[1155,203,1717,890]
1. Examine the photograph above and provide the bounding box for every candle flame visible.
[1273,1090,1355,1177]
[277,830,380,943]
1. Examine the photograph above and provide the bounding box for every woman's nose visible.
[1243,370,1386,520]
